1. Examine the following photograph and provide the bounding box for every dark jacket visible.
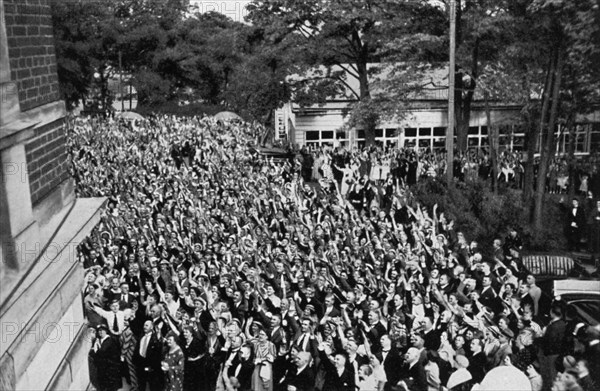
[285,365,316,391]
[320,351,356,391]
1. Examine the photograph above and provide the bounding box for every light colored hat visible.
[455,355,469,368]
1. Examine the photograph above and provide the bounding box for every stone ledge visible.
[0,197,105,391]
[0,197,106,337]
[0,99,66,150]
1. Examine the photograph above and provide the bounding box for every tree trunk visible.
[356,47,376,146]
[522,111,539,203]
[456,89,473,151]
[484,92,498,194]
[566,116,576,199]
[455,36,478,153]
[523,60,553,204]
[533,44,564,230]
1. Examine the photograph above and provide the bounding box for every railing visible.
[522,254,575,278]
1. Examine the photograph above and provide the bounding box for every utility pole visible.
[119,50,124,112]
[446,0,456,183]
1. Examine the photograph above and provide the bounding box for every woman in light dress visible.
[320,154,334,188]
[251,326,275,391]
[312,151,324,182]
[370,157,382,183]
[334,162,356,195]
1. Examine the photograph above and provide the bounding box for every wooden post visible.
[446,0,456,183]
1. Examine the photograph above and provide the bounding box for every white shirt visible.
[139,332,152,357]
[94,308,125,334]
[165,299,180,318]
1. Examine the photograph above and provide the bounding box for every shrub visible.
[412,177,565,257]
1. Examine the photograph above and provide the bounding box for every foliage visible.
[134,101,226,117]
[246,0,447,142]
[132,69,172,106]
[51,0,119,109]
[412,177,565,257]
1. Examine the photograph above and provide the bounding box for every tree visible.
[246,0,446,144]
[51,0,119,110]
[452,0,530,152]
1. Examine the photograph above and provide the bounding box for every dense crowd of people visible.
[297,144,600,195]
[74,114,599,391]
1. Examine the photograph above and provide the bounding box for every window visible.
[405,128,417,137]
[374,129,384,138]
[304,130,345,146]
[433,127,446,136]
[419,139,431,149]
[468,126,479,135]
[513,135,525,151]
[590,123,600,152]
[385,129,396,137]
[321,131,334,140]
[419,127,431,136]
[306,131,319,141]
[433,137,445,150]
[554,124,591,154]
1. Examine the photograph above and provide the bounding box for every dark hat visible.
[501,328,514,339]
[488,326,501,338]
[565,368,579,378]
[563,355,577,370]
[252,320,265,332]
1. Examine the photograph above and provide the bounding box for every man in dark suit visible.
[468,338,486,384]
[490,328,513,368]
[422,316,442,351]
[344,339,369,376]
[561,198,587,251]
[117,281,137,310]
[124,262,150,299]
[539,304,567,390]
[281,298,300,337]
[376,334,404,391]
[398,347,428,391]
[293,318,319,359]
[296,285,324,319]
[103,277,123,306]
[284,352,315,391]
[319,347,355,391]
[225,343,254,391]
[135,320,164,391]
[269,313,287,351]
[91,324,122,391]
[231,290,248,321]
[321,294,341,321]
[479,275,501,314]
[362,311,387,353]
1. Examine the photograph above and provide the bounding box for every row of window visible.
[301,123,600,154]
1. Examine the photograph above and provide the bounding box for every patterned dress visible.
[120,326,138,391]
[164,346,185,391]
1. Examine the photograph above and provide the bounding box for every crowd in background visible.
[297,144,600,196]
[73,115,600,391]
